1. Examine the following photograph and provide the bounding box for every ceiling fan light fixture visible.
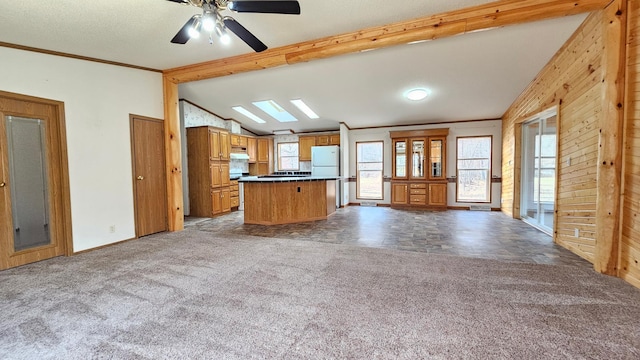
[215,23,231,45]
[188,17,202,38]
[405,88,430,101]
[202,14,216,32]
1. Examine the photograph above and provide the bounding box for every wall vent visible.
[360,201,377,207]
[469,205,491,211]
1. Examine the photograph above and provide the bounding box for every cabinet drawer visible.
[409,183,426,189]
[410,195,426,204]
[230,190,239,197]
[409,189,426,195]
[230,197,239,207]
[230,180,238,186]
[230,184,239,191]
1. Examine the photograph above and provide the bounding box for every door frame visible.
[129,114,168,238]
[0,90,73,267]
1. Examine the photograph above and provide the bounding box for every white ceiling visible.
[0,1,588,134]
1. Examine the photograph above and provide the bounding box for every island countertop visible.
[238,176,339,183]
[241,178,337,225]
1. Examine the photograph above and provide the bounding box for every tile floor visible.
[185,206,590,267]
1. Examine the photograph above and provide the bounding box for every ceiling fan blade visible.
[223,18,268,52]
[228,1,301,14]
[171,15,198,44]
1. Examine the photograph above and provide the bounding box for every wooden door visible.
[391,183,408,205]
[247,137,257,163]
[221,163,230,187]
[210,162,222,188]
[219,131,230,160]
[221,188,231,213]
[131,116,167,237]
[428,183,447,206]
[211,189,222,215]
[0,91,72,270]
[209,129,220,161]
[299,136,316,161]
[257,138,269,162]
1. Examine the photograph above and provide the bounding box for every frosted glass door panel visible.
[5,116,50,251]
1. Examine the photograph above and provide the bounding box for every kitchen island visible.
[239,176,337,225]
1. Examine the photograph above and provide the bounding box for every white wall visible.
[0,47,164,252]
[346,120,502,207]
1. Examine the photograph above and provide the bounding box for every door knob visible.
[0,182,5,187]
[137,176,144,180]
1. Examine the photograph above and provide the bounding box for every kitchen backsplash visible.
[230,159,249,173]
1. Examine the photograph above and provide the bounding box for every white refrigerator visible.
[311,145,340,176]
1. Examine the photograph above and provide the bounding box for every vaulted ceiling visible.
[0,0,588,134]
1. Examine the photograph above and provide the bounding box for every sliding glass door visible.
[521,113,557,234]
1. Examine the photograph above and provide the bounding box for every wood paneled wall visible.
[619,0,640,288]
[501,12,604,262]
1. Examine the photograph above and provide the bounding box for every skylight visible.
[232,106,266,124]
[290,99,319,119]
[253,100,298,122]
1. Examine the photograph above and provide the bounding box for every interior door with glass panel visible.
[0,93,69,270]
[521,114,557,234]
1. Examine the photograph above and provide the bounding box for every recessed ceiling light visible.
[405,88,430,101]
[232,106,266,124]
[253,100,298,122]
[290,99,319,119]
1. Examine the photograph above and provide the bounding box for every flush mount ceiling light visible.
[253,100,298,122]
[405,88,430,101]
[290,99,319,119]
[232,106,266,124]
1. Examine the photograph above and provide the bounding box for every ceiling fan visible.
[166,0,301,52]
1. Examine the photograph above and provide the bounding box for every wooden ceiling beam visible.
[163,0,611,83]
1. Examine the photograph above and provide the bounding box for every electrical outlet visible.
[574,228,579,238]
[566,157,571,166]
[109,225,116,233]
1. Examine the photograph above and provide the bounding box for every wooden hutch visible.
[390,128,448,209]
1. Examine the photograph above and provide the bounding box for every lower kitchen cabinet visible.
[391,181,447,209]
[211,188,231,215]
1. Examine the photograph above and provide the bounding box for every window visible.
[457,136,492,203]
[277,142,299,171]
[356,141,384,200]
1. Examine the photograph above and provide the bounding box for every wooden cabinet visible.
[330,134,340,145]
[230,180,239,209]
[390,128,449,210]
[230,134,241,147]
[249,137,273,176]
[317,135,330,146]
[239,136,248,147]
[187,126,232,217]
[247,137,257,163]
[299,136,316,161]
[391,183,409,205]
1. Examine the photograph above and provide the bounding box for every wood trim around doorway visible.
[0,90,73,259]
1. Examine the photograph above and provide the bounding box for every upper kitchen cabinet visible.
[329,134,340,146]
[208,128,230,161]
[219,131,230,161]
[299,136,316,161]
[316,135,330,146]
[247,137,257,163]
[257,138,269,162]
[249,137,274,176]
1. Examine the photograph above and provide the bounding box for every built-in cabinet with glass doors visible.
[390,129,448,209]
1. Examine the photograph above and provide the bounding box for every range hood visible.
[230,153,250,160]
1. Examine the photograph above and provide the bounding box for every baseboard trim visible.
[73,236,138,255]
[448,206,502,211]
[348,202,390,207]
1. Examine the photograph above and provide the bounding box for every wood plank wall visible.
[501,12,604,262]
[619,0,640,288]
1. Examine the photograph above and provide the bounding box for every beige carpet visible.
[1,229,639,359]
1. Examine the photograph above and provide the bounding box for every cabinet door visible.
[211,189,222,215]
[329,134,340,145]
[257,162,269,175]
[428,183,447,206]
[410,138,426,180]
[219,131,230,161]
[220,163,230,187]
[221,188,231,213]
[230,135,240,147]
[239,136,248,147]
[247,137,257,163]
[257,138,269,162]
[210,162,222,188]
[209,129,220,161]
[429,137,446,180]
[392,139,407,179]
[299,136,316,161]
[317,135,329,146]
[391,183,408,205]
